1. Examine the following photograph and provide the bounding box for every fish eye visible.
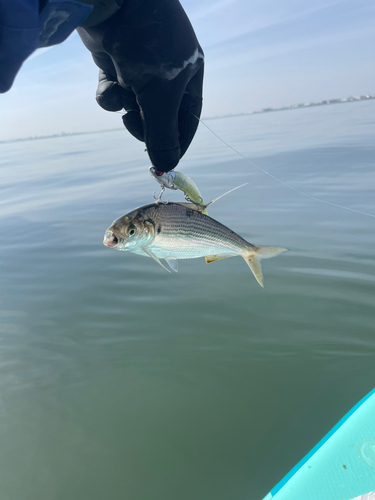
[128,225,136,237]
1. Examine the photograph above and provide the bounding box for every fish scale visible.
[147,203,251,259]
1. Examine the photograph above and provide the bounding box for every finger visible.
[93,60,143,141]
[135,59,203,171]
[120,88,145,142]
[96,67,145,142]
[136,65,200,172]
[96,63,139,113]
[178,63,204,158]
[94,56,140,115]
[96,70,124,111]
[137,81,181,172]
[122,111,144,142]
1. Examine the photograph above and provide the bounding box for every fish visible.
[103,192,288,287]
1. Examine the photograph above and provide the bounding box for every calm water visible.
[0,101,375,500]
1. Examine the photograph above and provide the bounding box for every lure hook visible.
[153,186,165,204]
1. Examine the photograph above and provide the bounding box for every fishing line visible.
[194,115,375,219]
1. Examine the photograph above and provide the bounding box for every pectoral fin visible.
[142,248,171,273]
[205,254,231,264]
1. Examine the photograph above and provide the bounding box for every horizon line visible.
[1,93,374,145]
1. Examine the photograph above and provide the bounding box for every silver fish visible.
[103,197,288,287]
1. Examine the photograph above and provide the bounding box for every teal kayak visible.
[263,388,375,500]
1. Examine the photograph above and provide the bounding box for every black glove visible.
[77,0,204,172]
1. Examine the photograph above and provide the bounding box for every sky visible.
[1,0,375,141]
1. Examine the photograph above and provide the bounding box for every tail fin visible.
[244,246,289,287]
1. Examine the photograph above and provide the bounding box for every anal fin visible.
[205,254,231,264]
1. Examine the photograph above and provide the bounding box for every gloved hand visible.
[77,0,204,172]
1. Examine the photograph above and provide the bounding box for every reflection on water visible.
[0,101,375,500]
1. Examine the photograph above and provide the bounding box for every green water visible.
[0,101,374,499]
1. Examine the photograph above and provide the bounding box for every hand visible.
[77,0,204,172]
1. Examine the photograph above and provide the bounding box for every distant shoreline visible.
[0,127,123,145]
[1,94,374,145]
[204,93,375,120]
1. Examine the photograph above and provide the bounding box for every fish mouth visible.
[103,231,118,248]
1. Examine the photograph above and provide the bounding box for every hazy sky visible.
[1,0,374,140]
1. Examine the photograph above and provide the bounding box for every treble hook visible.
[153,186,165,203]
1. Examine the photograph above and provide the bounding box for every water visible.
[0,100,374,500]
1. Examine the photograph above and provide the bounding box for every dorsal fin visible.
[204,183,248,210]
[173,183,248,214]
